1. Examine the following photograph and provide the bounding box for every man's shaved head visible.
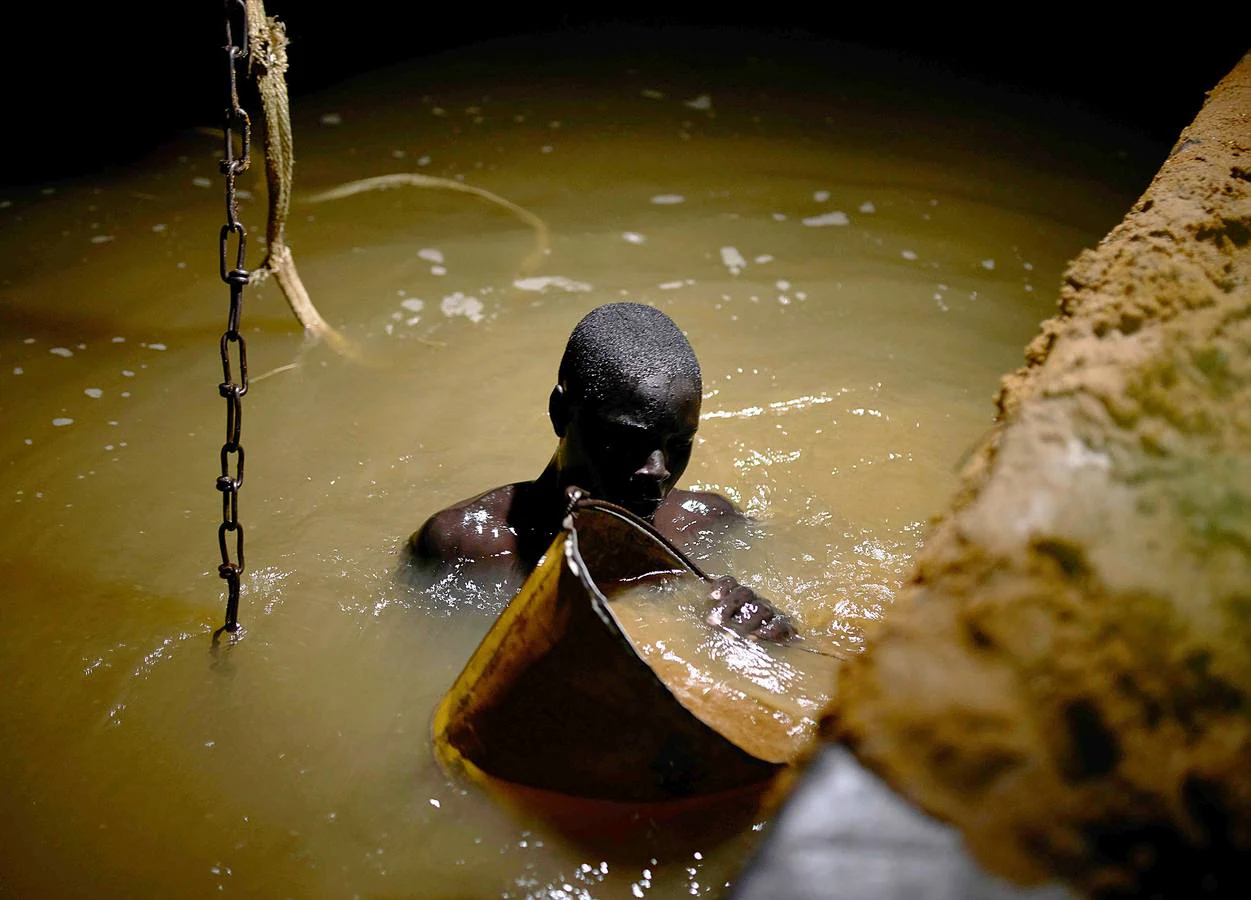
[558,303,701,405]
[549,303,703,517]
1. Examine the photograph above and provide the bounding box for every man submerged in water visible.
[407,302,795,642]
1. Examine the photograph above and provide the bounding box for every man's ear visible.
[549,383,569,437]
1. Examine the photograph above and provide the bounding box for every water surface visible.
[0,28,1155,898]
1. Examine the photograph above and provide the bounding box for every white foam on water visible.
[52,418,74,427]
[84,388,103,399]
[650,194,685,205]
[513,276,593,294]
[981,258,996,270]
[684,94,712,111]
[440,293,485,323]
[417,248,444,264]
[400,299,425,313]
[50,347,73,358]
[859,201,876,213]
[901,250,918,261]
[801,211,850,227]
[720,246,747,275]
[813,190,830,202]
[191,177,212,188]
[622,232,646,244]
[319,113,342,126]
[90,235,115,244]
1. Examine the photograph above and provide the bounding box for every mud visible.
[828,52,1251,897]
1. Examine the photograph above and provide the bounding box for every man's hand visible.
[706,575,797,643]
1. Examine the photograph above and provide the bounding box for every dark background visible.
[3,5,1247,186]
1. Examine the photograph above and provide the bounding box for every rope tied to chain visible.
[207,1,556,639]
[242,3,356,356]
[240,0,550,366]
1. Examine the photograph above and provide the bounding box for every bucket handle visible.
[562,487,712,582]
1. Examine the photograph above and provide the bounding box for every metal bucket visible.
[432,495,812,803]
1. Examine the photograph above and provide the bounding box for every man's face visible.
[559,373,701,520]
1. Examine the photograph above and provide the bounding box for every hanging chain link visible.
[214,0,252,641]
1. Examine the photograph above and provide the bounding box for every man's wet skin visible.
[407,302,795,642]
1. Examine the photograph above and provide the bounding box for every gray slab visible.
[731,744,1074,900]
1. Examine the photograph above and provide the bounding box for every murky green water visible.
[0,28,1154,899]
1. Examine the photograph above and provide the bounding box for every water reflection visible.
[613,574,841,745]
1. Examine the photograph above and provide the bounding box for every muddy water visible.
[611,575,844,763]
[0,29,1153,899]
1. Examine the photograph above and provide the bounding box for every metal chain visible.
[214,0,252,641]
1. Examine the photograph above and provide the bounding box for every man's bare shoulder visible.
[407,484,525,566]
[670,488,742,517]
[658,487,745,535]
